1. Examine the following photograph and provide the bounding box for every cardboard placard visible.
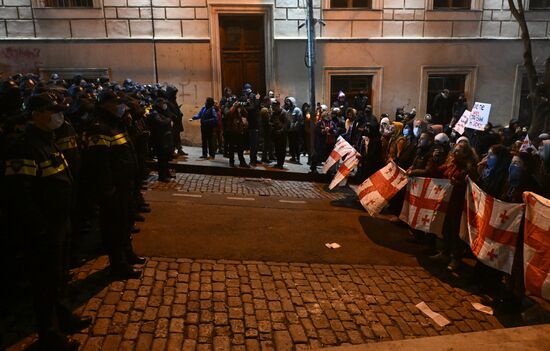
[453,110,470,135]
[466,102,491,131]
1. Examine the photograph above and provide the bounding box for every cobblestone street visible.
[148,173,352,200]
[6,256,504,351]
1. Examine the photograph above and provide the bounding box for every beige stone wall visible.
[0,1,548,39]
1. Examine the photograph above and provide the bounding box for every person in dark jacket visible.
[271,100,290,169]
[285,96,304,164]
[148,98,174,182]
[242,83,261,166]
[477,144,511,198]
[432,89,452,125]
[225,99,250,168]
[3,92,88,351]
[85,90,143,280]
[191,97,218,160]
[164,84,187,156]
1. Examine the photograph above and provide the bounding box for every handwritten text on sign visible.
[465,102,491,131]
[453,110,470,135]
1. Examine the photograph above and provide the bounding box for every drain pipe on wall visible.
[150,1,159,84]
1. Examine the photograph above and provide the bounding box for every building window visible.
[330,0,372,8]
[419,65,478,121]
[330,75,373,109]
[433,0,471,10]
[529,0,550,9]
[36,0,94,7]
[426,74,466,121]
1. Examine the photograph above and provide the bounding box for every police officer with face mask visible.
[3,92,89,350]
[84,90,143,280]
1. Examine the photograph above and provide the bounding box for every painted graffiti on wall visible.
[0,47,42,78]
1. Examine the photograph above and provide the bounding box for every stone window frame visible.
[208,1,274,102]
[418,65,478,118]
[426,0,483,11]
[323,66,384,117]
[511,64,545,122]
[31,0,104,19]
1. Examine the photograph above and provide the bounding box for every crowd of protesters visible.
[0,73,188,350]
[1,72,549,349]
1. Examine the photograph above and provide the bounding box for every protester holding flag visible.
[501,153,541,203]
[477,144,512,198]
[432,142,479,271]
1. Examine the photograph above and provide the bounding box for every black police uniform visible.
[3,123,77,349]
[84,111,140,278]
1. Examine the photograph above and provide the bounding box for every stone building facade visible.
[0,0,549,142]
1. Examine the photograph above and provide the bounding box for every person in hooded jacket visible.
[164,85,187,156]
[149,98,174,182]
[271,100,290,169]
[310,109,337,173]
[395,123,419,170]
[285,97,304,164]
[477,144,511,198]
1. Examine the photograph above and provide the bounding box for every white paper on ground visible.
[325,243,341,249]
[415,301,451,327]
[471,302,494,315]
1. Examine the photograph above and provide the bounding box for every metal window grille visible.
[530,0,550,9]
[38,0,94,7]
[433,0,471,9]
[330,0,372,8]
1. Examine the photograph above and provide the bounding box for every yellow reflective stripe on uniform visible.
[87,135,111,147]
[110,133,128,146]
[40,162,66,177]
[4,159,38,176]
[55,136,78,151]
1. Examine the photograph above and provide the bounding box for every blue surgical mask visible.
[486,154,497,169]
[403,128,410,137]
[116,104,128,118]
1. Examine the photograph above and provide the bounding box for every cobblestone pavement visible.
[5,256,504,351]
[147,173,352,200]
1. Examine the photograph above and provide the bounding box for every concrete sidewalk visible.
[324,324,550,351]
[154,146,332,182]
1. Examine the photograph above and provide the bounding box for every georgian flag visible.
[519,134,536,153]
[323,136,356,174]
[356,161,408,216]
[328,151,360,190]
[399,177,453,237]
[523,192,550,301]
[460,179,524,274]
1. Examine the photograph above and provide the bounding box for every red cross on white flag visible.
[356,161,408,216]
[459,178,524,274]
[323,136,356,174]
[329,151,360,190]
[399,177,453,237]
[523,192,550,301]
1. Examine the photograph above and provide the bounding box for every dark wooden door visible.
[219,15,266,96]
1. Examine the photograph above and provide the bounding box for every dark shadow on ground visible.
[357,212,547,329]
[359,215,425,256]
[329,195,364,211]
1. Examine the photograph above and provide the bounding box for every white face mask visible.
[162,103,168,111]
[48,112,64,130]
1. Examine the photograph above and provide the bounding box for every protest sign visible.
[453,110,470,135]
[465,102,491,131]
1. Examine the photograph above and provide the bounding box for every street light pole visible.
[306,0,316,165]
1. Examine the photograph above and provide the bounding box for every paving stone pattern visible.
[7,256,504,350]
[148,173,352,200]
